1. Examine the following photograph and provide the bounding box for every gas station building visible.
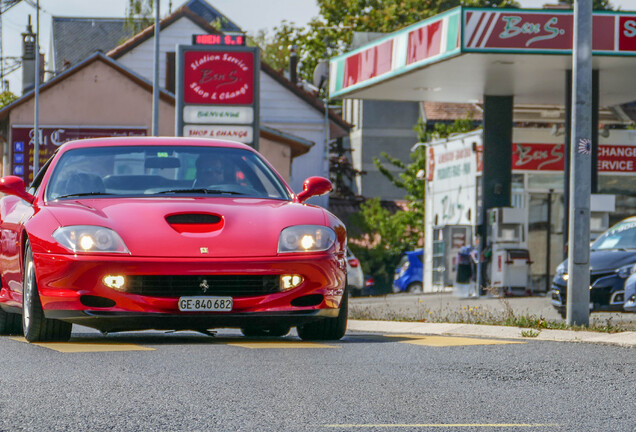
[330,7,636,293]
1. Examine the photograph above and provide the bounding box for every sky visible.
[2,0,635,93]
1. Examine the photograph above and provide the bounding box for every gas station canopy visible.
[329,7,636,107]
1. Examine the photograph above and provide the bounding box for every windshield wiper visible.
[152,188,245,195]
[55,192,115,199]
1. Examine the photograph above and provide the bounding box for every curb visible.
[348,319,636,347]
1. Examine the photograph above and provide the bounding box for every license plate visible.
[178,296,233,312]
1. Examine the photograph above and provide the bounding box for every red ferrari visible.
[0,137,347,342]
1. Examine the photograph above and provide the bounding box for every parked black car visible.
[550,217,636,318]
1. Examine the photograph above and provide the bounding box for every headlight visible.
[617,264,636,279]
[555,262,567,280]
[52,226,130,254]
[278,225,336,253]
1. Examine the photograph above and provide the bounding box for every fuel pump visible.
[487,207,532,296]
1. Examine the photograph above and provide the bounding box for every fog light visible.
[103,275,126,291]
[281,274,303,290]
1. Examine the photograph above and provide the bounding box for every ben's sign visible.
[463,10,636,53]
[176,45,260,147]
[183,51,254,105]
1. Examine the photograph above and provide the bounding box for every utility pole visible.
[151,0,160,136]
[33,0,40,176]
[566,0,592,326]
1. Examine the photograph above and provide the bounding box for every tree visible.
[560,0,614,9]
[0,91,17,109]
[329,137,365,198]
[124,0,154,35]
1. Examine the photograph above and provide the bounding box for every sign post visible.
[175,44,260,149]
[567,0,592,326]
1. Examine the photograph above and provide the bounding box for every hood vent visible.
[166,213,224,233]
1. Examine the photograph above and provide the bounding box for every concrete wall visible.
[345,99,421,200]
[259,137,291,182]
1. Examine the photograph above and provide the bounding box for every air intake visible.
[166,213,224,233]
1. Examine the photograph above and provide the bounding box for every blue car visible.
[624,272,636,312]
[392,250,423,293]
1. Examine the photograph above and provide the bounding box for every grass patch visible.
[520,329,540,338]
[349,297,630,333]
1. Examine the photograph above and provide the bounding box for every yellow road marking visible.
[388,334,526,347]
[323,424,558,428]
[227,340,338,349]
[11,337,155,353]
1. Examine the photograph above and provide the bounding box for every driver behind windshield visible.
[193,155,227,187]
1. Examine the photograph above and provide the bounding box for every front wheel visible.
[407,282,422,293]
[23,242,72,342]
[0,308,22,335]
[297,289,348,341]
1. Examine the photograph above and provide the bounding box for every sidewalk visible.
[348,319,636,348]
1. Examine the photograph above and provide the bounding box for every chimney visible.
[21,16,36,95]
[289,45,298,85]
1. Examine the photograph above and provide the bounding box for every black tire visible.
[241,326,290,337]
[0,308,22,335]
[297,289,348,341]
[22,242,72,342]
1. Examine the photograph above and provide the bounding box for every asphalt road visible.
[0,325,635,431]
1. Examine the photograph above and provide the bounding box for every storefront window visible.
[526,173,564,191]
[599,175,636,225]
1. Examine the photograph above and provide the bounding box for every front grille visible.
[591,271,615,285]
[557,271,620,306]
[126,275,280,297]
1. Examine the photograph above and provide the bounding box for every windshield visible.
[591,221,636,251]
[45,145,291,201]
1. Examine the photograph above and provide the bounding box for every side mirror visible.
[296,176,333,203]
[0,176,35,204]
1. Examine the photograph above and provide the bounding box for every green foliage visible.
[349,198,420,293]
[347,146,427,292]
[0,91,17,108]
[329,138,365,198]
[124,0,154,35]
[414,116,477,143]
[559,0,614,10]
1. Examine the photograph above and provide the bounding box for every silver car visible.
[346,247,365,296]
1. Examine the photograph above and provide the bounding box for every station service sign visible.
[176,38,260,148]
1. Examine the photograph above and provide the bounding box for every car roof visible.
[57,136,256,152]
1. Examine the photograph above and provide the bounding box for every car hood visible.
[44,197,327,258]
[559,249,636,274]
